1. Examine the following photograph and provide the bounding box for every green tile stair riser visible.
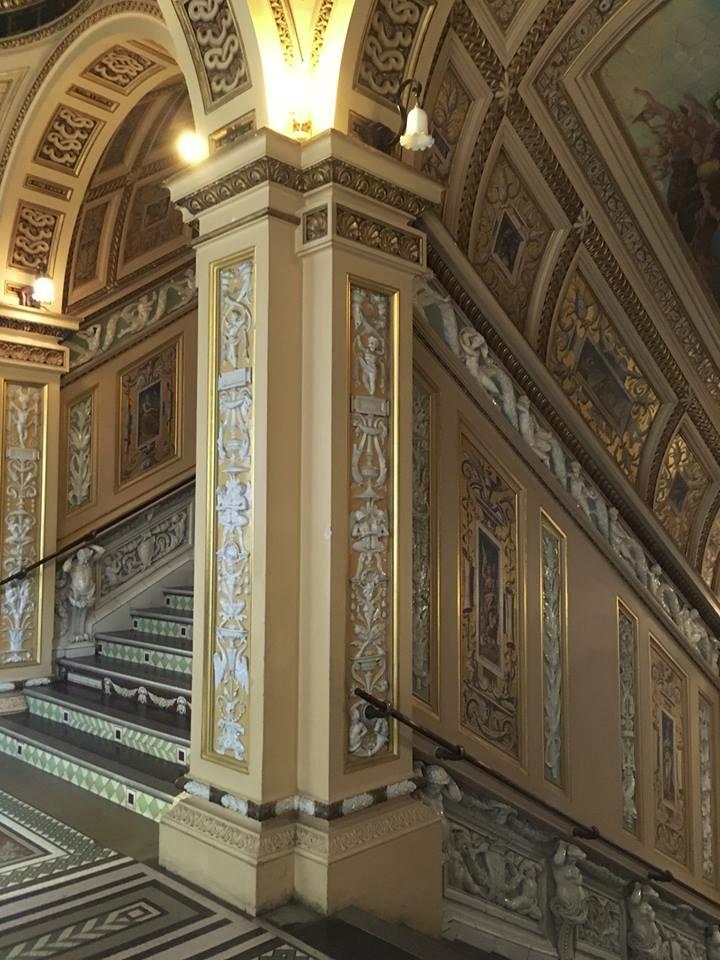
[96,640,192,675]
[164,593,193,611]
[0,732,171,821]
[27,698,189,766]
[132,615,193,640]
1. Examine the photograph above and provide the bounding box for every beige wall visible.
[58,308,197,546]
[413,330,719,899]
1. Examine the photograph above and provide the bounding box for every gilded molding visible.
[653,431,711,555]
[335,205,422,263]
[268,0,296,65]
[176,157,432,219]
[310,0,334,68]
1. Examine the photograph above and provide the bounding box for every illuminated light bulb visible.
[176,130,209,165]
[288,60,313,142]
[32,274,54,305]
[399,101,434,152]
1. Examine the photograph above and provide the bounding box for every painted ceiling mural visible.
[599,0,720,306]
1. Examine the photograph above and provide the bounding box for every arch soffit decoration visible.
[343,0,720,598]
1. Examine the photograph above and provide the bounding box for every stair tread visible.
[163,586,193,596]
[58,655,192,693]
[94,629,192,653]
[130,606,193,622]
[0,713,184,796]
[26,682,191,741]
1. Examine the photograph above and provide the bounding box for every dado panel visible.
[413,326,720,895]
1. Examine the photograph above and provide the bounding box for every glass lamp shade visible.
[32,275,54,305]
[399,103,434,151]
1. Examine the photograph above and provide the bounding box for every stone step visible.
[95,630,192,675]
[0,713,183,821]
[57,655,191,718]
[163,586,194,613]
[130,606,193,641]
[25,683,190,768]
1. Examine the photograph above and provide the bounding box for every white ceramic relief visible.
[348,283,394,759]
[541,517,565,787]
[412,377,433,704]
[618,603,639,833]
[210,257,254,763]
[66,392,93,510]
[0,384,44,665]
[699,696,714,882]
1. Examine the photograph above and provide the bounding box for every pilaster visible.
[159,129,444,931]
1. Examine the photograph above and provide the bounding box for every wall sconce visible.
[358,79,434,155]
[17,270,54,309]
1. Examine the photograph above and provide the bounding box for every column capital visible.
[167,128,443,238]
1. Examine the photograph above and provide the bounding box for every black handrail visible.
[0,474,195,591]
[354,688,720,915]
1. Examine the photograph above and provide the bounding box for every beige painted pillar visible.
[159,129,444,933]
[0,310,73,709]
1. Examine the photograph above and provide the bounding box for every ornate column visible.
[0,306,74,708]
[159,129,443,932]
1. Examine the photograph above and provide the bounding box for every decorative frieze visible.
[460,431,522,759]
[541,512,566,787]
[699,695,715,883]
[336,205,422,263]
[347,282,395,760]
[81,44,159,94]
[67,264,195,373]
[176,157,431,220]
[650,640,688,865]
[412,374,436,707]
[66,390,94,511]
[206,254,254,765]
[653,431,710,555]
[172,0,250,110]
[618,601,639,834]
[0,383,45,666]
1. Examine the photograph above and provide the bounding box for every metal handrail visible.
[0,474,195,591]
[354,688,720,915]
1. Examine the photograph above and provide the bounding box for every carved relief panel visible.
[699,694,715,884]
[205,253,255,767]
[423,63,473,186]
[118,337,181,489]
[412,371,437,709]
[650,640,688,866]
[66,389,96,513]
[0,382,46,667]
[355,0,435,104]
[460,431,523,760]
[547,270,660,485]
[34,104,103,176]
[347,281,397,761]
[540,511,566,788]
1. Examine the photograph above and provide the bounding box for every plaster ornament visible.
[618,608,639,832]
[608,508,649,587]
[504,861,543,921]
[458,327,518,427]
[699,700,715,881]
[647,564,681,624]
[416,762,462,816]
[517,395,567,486]
[414,273,463,357]
[568,460,609,536]
[66,393,93,509]
[542,525,564,785]
[627,884,661,960]
[707,926,720,960]
[58,546,104,643]
[551,842,588,942]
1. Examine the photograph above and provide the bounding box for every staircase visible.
[0,586,193,821]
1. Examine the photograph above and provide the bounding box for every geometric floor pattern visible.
[0,791,331,959]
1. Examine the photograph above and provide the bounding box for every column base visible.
[159,796,296,915]
[160,795,443,934]
[294,796,443,937]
